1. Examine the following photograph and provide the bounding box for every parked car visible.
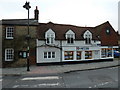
[114,50,120,58]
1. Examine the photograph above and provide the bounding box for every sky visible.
[0,0,119,31]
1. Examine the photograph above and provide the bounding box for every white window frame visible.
[45,29,55,45]
[66,34,74,44]
[6,27,14,39]
[44,52,56,59]
[5,48,14,61]
[83,30,92,44]
[46,34,55,44]
[66,30,75,44]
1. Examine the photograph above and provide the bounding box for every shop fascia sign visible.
[76,47,89,51]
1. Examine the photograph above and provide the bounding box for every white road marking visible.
[38,83,60,86]
[89,86,92,88]
[13,85,19,88]
[93,81,113,88]
[0,79,2,81]
[21,76,59,81]
[12,83,60,88]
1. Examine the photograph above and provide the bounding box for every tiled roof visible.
[37,21,119,46]
[2,19,38,26]
[37,22,98,40]
[95,21,118,46]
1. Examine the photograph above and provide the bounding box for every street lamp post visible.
[23,1,31,71]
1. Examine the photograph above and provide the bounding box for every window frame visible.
[101,48,113,58]
[66,34,74,44]
[85,36,91,44]
[46,34,55,44]
[64,51,74,60]
[77,51,81,60]
[85,51,92,59]
[5,48,14,61]
[44,52,56,59]
[6,27,14,39]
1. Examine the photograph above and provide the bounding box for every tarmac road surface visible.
[2,66,119,88]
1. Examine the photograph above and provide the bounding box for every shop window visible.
[64,51,74,60]
[101,48,112,58]
[107,48,112,57]
[77,51,81,60]
[101,48,106,58]
[85,51,92,59]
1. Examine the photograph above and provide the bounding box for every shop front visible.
[62,46,101,61]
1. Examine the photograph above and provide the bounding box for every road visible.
[2,66,119,88]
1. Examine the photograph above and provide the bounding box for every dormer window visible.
[66,30,75,44]
[45,29,55,44]
[67,34,74,44]
[85,37,91,44]
[83,30,92,44]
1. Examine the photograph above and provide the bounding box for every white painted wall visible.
[36,39,114,63]
[37,46,61,63]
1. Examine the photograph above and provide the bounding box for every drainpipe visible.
[60,40,62,63]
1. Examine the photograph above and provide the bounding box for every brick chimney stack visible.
[34,6,39,21]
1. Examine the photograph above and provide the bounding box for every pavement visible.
[1,58,120,76]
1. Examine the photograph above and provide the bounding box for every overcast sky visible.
[0,0,119,31]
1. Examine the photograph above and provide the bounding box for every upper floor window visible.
[66,34,74,44]
[45,29,55,44]
[6,27,14,39]
[85,36,91,44]
[5,48,14,61]
[46,34,55,44]
[66,30,75,44]
[83,30,92,44]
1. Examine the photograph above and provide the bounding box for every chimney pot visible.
[34,6,39,21]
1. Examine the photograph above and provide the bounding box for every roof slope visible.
[95,21,118,46]
[2,19,38,26]
[37,22,98,40]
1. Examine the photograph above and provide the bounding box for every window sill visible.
[5,60,13,62]
[6,38,14,40]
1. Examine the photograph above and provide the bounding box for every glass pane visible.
[85,51,92,59]
[48,52,51,58]
[77,51,81,60]
[64,51,73,60]
[44,52,47,58]
[52,52,55,58]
